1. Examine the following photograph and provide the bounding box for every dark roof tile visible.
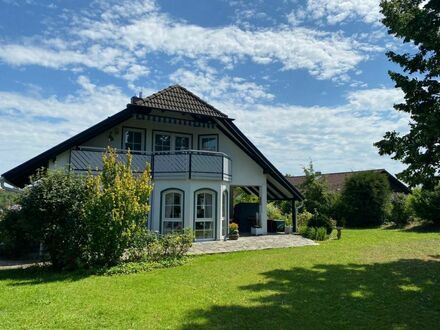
[132,85,228,118]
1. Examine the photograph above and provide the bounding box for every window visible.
[195,190,215,240]
[162,190,184,234]
[155,133,171,152]
[154,132,191,152]
[199,135,218,152]
[123,128,144,151]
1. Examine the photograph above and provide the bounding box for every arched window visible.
[195,189,216,240]
[222,190,228,237]
[161,189,184,234]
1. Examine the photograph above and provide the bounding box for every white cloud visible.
[169,69,274,104]
[0,82,407,177]
[347,88,404,112]
[0,77,130,173]
[0,0,381,83]
[288,0,383,26]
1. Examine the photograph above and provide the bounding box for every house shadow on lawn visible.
[181,258,440,329]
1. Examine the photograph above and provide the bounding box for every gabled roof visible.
[286,169,410,194]
[2,85,302,200]
[131,85,229,118]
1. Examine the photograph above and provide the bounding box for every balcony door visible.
[194,189,216,240]
[153,132,191,152]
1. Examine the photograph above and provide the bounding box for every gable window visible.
[154,132,191,152]
[122,128,145,152]
[199,135,218,152]
[162,189,184,234]
[195,189,215,240]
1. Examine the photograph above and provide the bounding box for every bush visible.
[0,170,90,268]
[340,172,391,227]
[0,206,39,258]
[409,185,440,224]
[301,226,328,241]
[388,193,412,227]
[308,212,334,235]
[297,210,313,228]
[143,229,193,262]
[84,148,153,267]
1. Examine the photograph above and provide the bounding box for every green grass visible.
[1,228,439,329]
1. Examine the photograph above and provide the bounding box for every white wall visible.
[46,109,268,239]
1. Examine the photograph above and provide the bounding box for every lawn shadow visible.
[0,265,93,286]
[181,258,440,329]
[402,222,440,233]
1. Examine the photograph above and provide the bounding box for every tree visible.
[340,172,391,227]
[374,0,440,189]
[84,147,153,266]
[300,163,333,216]
[409,184,440,224]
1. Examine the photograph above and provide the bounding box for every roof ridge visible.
[286,169,388,178]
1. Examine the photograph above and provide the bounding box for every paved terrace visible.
[188,234,318,255]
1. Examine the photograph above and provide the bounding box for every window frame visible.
[152,130,193,153]
[198,134,219,152]
[121,127,146,152]
[160,188,185,235]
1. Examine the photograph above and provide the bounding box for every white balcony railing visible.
[70,146,232,181]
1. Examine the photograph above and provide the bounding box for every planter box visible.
[251,226,264,236]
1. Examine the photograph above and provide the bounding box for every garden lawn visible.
[1,228,439,329]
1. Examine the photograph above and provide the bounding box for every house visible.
[286,169,410,194]
[1,85,303,241]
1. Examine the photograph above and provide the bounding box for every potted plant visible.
[229,223,239,240]
[284,215,293,234]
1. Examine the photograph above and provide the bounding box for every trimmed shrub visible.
[143,229,193,262]
[340,172,391,227]
[409,185,440,224]
[388,193,412,227]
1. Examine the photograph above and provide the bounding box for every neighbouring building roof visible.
[1,85,302,200]
[286,169,410,194]
[131,85,229,118]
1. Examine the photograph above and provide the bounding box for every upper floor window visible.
[154,132,191,152]
[199,135,218,152]
[122,128,145,151]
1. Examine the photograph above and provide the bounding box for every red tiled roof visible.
[131,85,228,118]
[286,169,410,194]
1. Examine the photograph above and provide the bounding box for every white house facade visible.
[1,85,303,241]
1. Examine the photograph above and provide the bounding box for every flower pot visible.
[251,226,263,236]
[229,233,239,240]
[285,225,292,234]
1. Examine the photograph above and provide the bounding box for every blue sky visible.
[0,0,410,177]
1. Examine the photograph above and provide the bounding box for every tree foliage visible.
[300,163,334,216]
[409,184,440,223]
[340,172,391,227]
[374,0,440,189]
[84,147,153,266]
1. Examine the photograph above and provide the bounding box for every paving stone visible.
[188,234,318,255]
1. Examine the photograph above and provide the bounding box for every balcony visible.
[70,146,232,181]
